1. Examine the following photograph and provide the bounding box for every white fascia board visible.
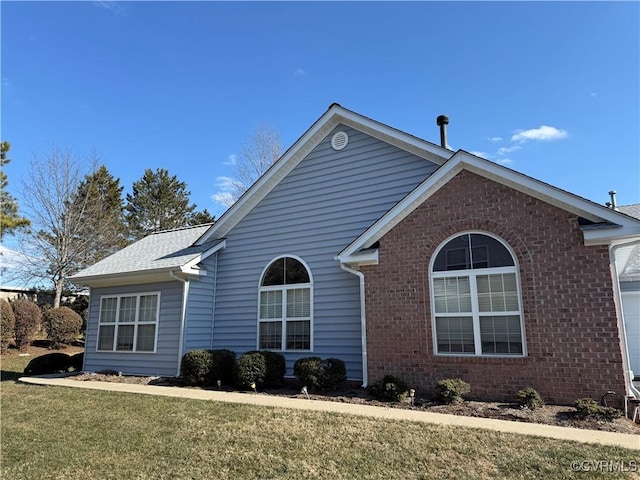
[340,151,640,256]
[336,249,379,267]
[197,105,452,245]
[182,240,226,272]
[583,228,640,246]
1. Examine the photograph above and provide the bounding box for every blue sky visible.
[2,1,639,234]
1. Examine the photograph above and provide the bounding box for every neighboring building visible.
[71,104,640,404]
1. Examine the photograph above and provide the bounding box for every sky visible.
[1,1,639,246]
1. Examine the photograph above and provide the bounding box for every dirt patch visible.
[68,374,640,435]
[3,341,85,358]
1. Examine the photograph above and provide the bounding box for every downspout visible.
[170,271,190,377]
[210,252,218,349]
[340,263,368,388]
[610,241,640,400]
[83,287,92,372]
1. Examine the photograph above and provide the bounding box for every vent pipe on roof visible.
[608,190,618,210]
[436,115,449,149]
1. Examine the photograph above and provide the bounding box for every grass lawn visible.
[2,354,639,480]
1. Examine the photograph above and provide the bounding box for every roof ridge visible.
[151,223,214,235]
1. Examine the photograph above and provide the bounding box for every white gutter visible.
[610,241,640,400]
[170,271,190,377]
[340,263,368,388]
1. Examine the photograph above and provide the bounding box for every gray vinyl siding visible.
[84,281,184,376]
[209,125,439,380]
[182,255,218,352]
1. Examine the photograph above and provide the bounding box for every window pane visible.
[285,258,310,284]
[480,315,522,354]
[433,277,471,313]
[139,295,158,322]
[119,296,137,323]
[286,288,310,317]
[470,234,514,268]
[136,324,156,352]
[435,316,474,353]
[433,235,470,271]
[97,325,115,350]
[260,291,282,319]
[262,258,285,286]
[259,321,282,349]
[477,273,519,312]
[100,298,117,323]
[116,325,134,351]
[286,320,310,350]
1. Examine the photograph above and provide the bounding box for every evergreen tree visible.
[124,168,198,240]
[71,165,129,268]
[191,208,215,226]
[0,142,30,240]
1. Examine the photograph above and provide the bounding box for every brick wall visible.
[361,170,626,404]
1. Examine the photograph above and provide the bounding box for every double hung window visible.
[97,293,159,352]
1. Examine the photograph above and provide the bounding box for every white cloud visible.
[511,125,568,143]
[211,191,234,206]
[497,145,521,156]
[294,68,306,77]
[497,158,512,165]
[490,136,503,142]
[590,92,597,98]
[214,175,236,191]
[469,151,489,159]
[224,154,237,166]
[93,1,126,15]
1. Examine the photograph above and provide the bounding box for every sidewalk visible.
[18,376,639,451]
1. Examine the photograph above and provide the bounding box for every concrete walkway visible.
[18,376,640,451]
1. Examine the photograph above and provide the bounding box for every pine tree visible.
[0,142,30,240]
[124,168,198,240]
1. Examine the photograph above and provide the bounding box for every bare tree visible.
[18,149,104,307]
[214,125,282,207]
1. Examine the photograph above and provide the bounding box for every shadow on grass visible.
[1,370,24,382]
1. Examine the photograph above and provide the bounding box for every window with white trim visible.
[258,256,312,351]
[431,233,524,356]
[97,293,160,352]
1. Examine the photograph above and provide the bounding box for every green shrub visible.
[574,398,622,421]
[1,299,15,353]
[260,350,286,387]
[180,349,237,387]
[43,307,82,348]
[180,349,215,386]
[368,374,410,402]
[516,387,544,410]
[24,353,72,375]
[434,378,471,404]
[11,298,42,351]
[235,351,267,389]
[70,352,84,371]
[210,349,236,385]
[293,357,347,391]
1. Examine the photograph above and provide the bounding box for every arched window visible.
[430,233,524,356]
[258,256,312,351]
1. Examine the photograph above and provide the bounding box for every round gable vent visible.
[331,131,349,151]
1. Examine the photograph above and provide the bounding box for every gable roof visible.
[338,151,640,264]
[70,224,224,287]
[196,103,453,244]
[619,204,640,220]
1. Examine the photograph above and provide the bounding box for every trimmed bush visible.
[43,307,82,348]
[180,349,237,387]
[294,357,347,391]
[434,378,471,404]
[1,299,15,353]
[70,352,84,371]
[261,350,286,387]
[235,351,266,389]
[180,349,215,386]
[368,374,410,402]
[211,349,236,385]
[575,397,622,421]
[516,387,544,410]
[24,353,72,375]
[11,298,42,351]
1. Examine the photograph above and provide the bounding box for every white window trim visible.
[257,255,314,352]
[429,231,527,358]
[96,291,161,353]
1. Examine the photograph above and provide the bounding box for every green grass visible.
[2,354,639,479]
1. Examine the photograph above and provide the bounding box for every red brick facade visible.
[362,170,626,404]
